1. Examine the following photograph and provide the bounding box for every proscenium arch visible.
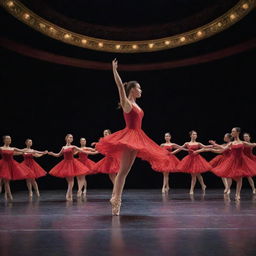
[1,0,256,53]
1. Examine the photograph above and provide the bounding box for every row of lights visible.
[5,0,252,52]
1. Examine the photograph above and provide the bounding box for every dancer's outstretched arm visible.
[112,59,132,113]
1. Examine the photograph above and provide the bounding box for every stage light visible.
[64,34,71,39]
[180,37,186,42]
[242,3,249,9]
[98,42,103,47]
[149,43,154,48]
[197,31,203,37]
[82,39,87,44]
[230,14,236,20]
[24,13,30,20]
[7,1,14,7]
[217,22,222,27]
[132,44,138,49]
[165,40,170,45]
[39,23,46,28]
[115,45,121,49]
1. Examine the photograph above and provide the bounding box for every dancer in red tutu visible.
[92,129,120,185]
[0,135,34,200]
[177,130,212,195]
[21,138,48,198]
[242,133,256,194]
[96,59,172,215]
[48,134,91,201]
[211,127,256,200]
[200,133,232,194]
[160,132,183,193]
[75,137,98,197]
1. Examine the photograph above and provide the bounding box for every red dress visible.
[77,150,96,174]
[177,144,211,173]
[93,156,120,174]
[49,147,90,178]
[212,143,256,178]
[0,149,34,180]
[209,148,231,168]
[154,145,180,173]
[96,105,171,171]
[21,153,47,179]
[243,145,256,161]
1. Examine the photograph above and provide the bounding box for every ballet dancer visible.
[211,127,256,200]
[177,130,213,195]
[92,129,120,185]
[96,59,172,215]
[75,137,98,197]
[0,135,34,200]
[21,138,48,197]
[160,132,183,193]
[48,134,91,201]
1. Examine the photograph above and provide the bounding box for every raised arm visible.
[112,59,132,113]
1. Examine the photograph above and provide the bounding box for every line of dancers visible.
[1,59,256,216]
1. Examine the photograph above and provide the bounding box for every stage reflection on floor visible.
[0,189,256,256]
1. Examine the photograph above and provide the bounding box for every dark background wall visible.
[1,46,256,191]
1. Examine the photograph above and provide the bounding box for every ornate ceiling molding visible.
[1,0,256,53]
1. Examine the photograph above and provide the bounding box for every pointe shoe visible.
[252,189,256,194]
[226,189,231,195]
[224,188,228,194]
[77,191,82,198]
[110,197,121,216]
[189,190,194,195]
[202,185,207,192]
[29,192,33,197]
[35,190,40,197]
[235,194,240,201]
[66,193,73,201]
[82,190,87,197]
[5,192,13,201]
[0,185,2,194]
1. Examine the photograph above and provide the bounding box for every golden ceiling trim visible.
[1,0,256,53]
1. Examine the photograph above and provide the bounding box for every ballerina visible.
[177,130,213,195]
[92,129,120,185]
[242,133,256,194]
[21,138,48,197]
[48,134,91,201]
[96,59,173,215]
[199,133,232,194]
[75,137,98,197]
[210,127,256,200]
[0,135,34,200]
[159,132,183,193]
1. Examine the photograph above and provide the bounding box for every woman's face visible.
[26,139,33,147]
[243,134,250,142]
[103,130,111,137]
[80,138,86,146]
[223,135,230,143]
[165,133,171,142]
[131,83,142,98]
[231,128,238,138]
[66,135,73,143]
[3,136,11,145]
[190,132,197,140]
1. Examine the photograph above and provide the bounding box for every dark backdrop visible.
[1,46,256,191]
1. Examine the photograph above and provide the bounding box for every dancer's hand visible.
[209,140,216,145]
[44,150,48,154]
[112,58,118,70]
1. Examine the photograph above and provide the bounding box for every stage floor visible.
[0,189,256,256]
